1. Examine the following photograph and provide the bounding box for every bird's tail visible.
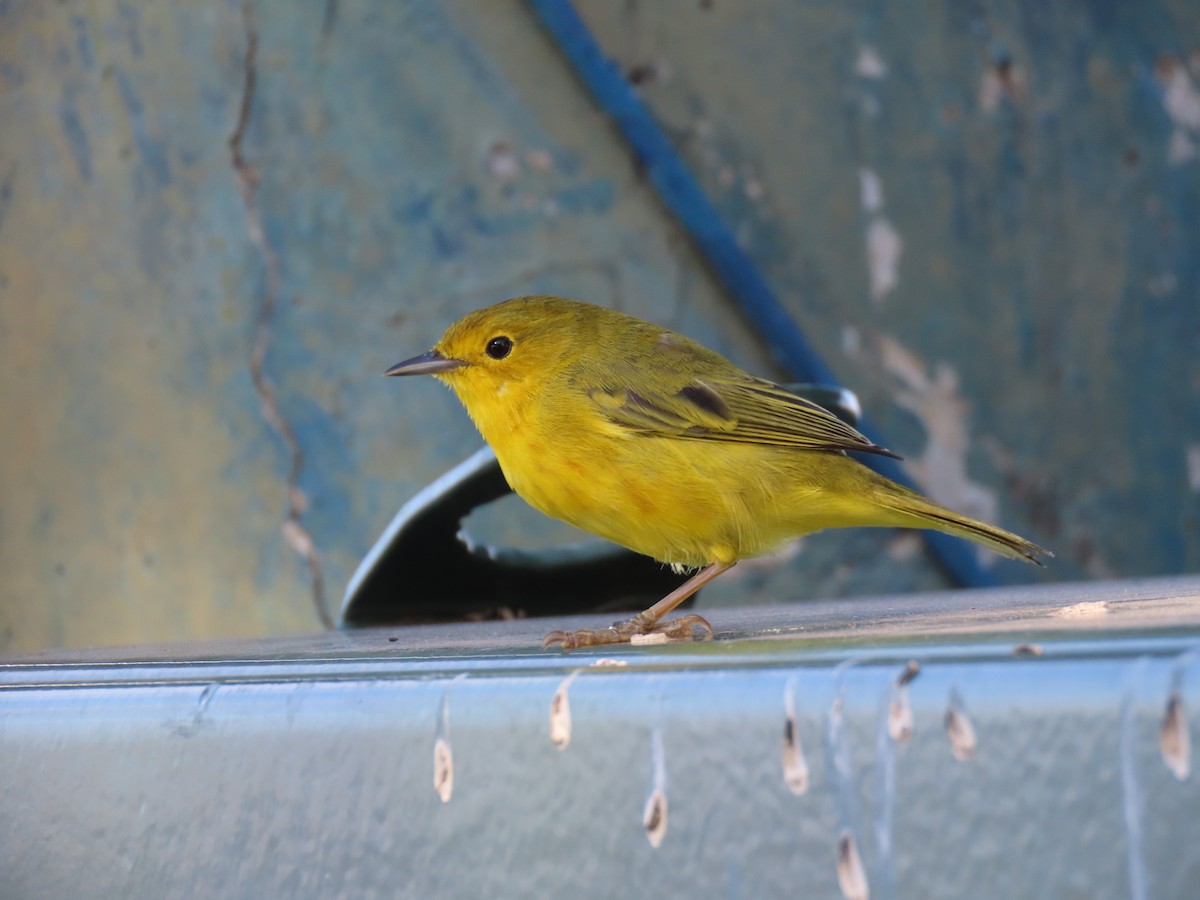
[872,479,1052,566]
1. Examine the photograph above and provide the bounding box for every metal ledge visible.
[3,576,1199,898]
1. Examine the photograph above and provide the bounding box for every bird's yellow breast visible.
[445,353,898,569]
[478,388,824,567]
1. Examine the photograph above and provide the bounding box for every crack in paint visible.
[228,3,332,630]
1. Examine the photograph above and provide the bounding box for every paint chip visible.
[866,218,902,302]
[643,788,668,848]
[837,830,869,900]
[841,325,861,358]
[643,726,669,848]
[978,60,1027,113]
[855,45,888,79]
[945,698,977,762]
[549,671,580,749]
[433,737,453,803]
[1053,601,1109,619]
[782,716,810,794]
[1160,693,1191,781]
[858,168,884,214]
[485,140,520,179]
[878,336,998,533]
[1159,58,1200,165]
[782,679,809,795]
[525,149,554,172]
[889,689,914,742]
[886,532,922,561]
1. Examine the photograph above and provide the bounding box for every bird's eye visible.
[486,336,513,359]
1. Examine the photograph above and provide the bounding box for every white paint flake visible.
[866,218,903,302]
[1161,61,1200,164]
[855,45,888,79]
[858,169,903,303]
[858,168,885,214]
[878,336,998,557]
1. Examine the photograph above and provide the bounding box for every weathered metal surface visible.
[0,0,771,651]
[3,577,1200,898]
[572,0,1200,584]
[1,1,1196,651]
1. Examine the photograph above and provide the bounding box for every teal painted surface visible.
[0,0,1197,650]
[575,0,1200,583]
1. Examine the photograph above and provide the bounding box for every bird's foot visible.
[543,612,713,652]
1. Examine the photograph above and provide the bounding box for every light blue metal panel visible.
[2,577,1199,898]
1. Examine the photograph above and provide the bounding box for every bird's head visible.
[386,296,601,427]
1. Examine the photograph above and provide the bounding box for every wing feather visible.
[588,375,900,459]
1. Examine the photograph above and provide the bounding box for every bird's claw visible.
[542,612,714,652]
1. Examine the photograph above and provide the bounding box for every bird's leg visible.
[543,561,734,651]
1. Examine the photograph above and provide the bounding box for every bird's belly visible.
[494,433,770,567]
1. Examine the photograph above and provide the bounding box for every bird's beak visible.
[384,350,466,377]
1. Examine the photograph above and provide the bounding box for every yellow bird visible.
[387,296,1050,650]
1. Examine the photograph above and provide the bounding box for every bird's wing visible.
[587,376,900,458]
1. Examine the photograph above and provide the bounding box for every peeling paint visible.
[859,169,903,303]
[836,830,869,900]
[854,45,887,80]
[878,336,997,544]
[1159,58,1200,164]
[485,140,520,179]
[858,168,884,214]
[944,693,977,762]
[865,218,903,303]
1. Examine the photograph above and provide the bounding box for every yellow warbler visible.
[387,296,1050,649]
